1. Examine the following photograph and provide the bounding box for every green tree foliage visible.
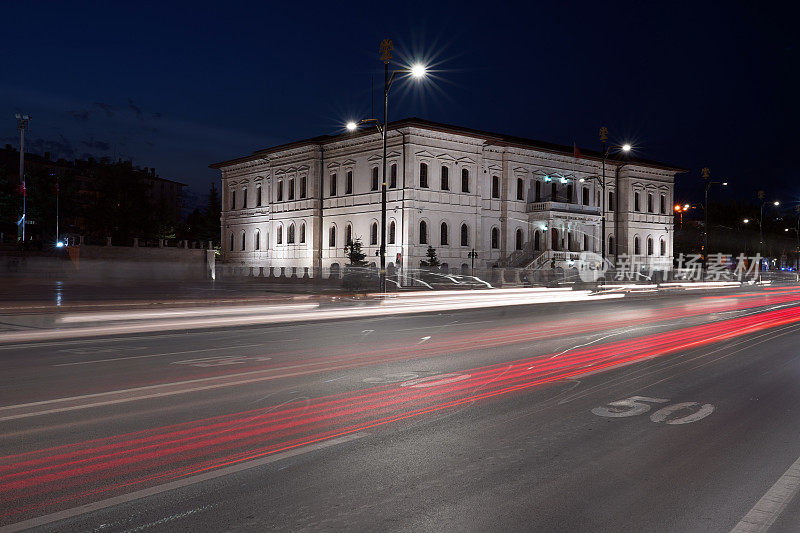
[420,245,440,267]
[344,237,368,266]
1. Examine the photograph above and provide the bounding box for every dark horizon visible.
[3,1,797,209]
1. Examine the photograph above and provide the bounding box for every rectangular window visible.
[582,187,589,205]
[419,163,428,188]
[242,189,248,209]
[256,187,262,207]
[492,176,500,199]
[634,192,640,212]
[608,191,615,211]
[647,193,653,213]
[300,176,307,198]
[461,169,469,193]
[441,166,449,190]
[516,178,524,200]
[288,178,295,200]
[277,182,283,202]
[660,194,666,214]
[346,171,353,194]
[231,190,236,210]
[371,168,379,191]
[390,164,397,188]
[330,173,337,196]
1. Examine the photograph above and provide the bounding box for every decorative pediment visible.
[631,181,645,188]
[513,166,529,175]
[253,176,265,182]
[274,168,286,176]
[486,164,503,172]
[342,158,356,166]
[327,161,341,170]
[386,150,401,158]
[456,156,476,165]
[436,153,457,163]
[415,150,435,159]
[367,154,383,163]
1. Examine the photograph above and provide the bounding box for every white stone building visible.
[211,118,682,279]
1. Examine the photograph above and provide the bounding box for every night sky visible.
[3,1,797,209]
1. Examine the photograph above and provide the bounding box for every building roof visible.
[210,117,687,173]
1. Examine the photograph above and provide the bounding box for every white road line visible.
[53,344,266,366]
[0,433,367,533]
[731,453,800,533]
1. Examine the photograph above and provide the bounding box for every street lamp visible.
[598,127,633,275]
[757,191,780,280]
[674,203,690,228]
[468,248,478,277]
[346,39,428,293]
[701,167,727,279]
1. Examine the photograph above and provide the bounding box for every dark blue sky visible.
[3,1,797,208]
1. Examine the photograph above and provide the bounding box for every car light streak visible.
[3,304,800,523]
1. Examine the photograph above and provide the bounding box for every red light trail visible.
[3,301,800,522]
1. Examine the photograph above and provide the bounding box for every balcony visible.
[526,200,601,216]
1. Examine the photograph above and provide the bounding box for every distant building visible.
[1,145,185,241]
[211,118,683,278]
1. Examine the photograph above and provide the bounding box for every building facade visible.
[212,119,682,278]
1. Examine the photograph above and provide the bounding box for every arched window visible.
[419,220,428,244]
[370,222,378,245]
[441,166,449,190]
[419,163,428,188]
[276,225,283,245]
[647,237,654,255]
[492,176,500,198]
[229,233,234,251]
[634,236,640,255]
[516,178,524,200]
[388,221,396,244]
[371,167,379,191]
[242,188,248,209]
[288,223,295,244]
[254,230,260,250]
[515,228,523,250]
[345,224,352,245]
[241,231,246,251]
[491,227,499,249]
[277,181,283,202]
[300,223,306,244]
[552,228,559,251]
[288,178,295,200]
[534,231,541,251]
[329,226,336,248]
[440,222,449,245]
[389,164,397,188]
[660,238,666,256]
[345,171,353,194]
[256,186,262,207]
[461,224,469,246]
[461,169,469,193]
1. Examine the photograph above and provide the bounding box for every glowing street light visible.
[743,218,750,224]
[774,201,780,206]
[346,39,430,293]
[621,143,632,153]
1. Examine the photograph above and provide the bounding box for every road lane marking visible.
[0,433,366,533]
[53,344,265,366]
[731,453,800,533]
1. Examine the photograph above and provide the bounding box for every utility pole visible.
[379,39,391,294]
[15,114,31,242]
[599,126,608,271]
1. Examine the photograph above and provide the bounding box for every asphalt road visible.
[3,287,800,532]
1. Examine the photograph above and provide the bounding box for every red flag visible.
[573,142,581,158]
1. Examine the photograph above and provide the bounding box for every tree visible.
[344,237,367,266]
[420,245,440,268]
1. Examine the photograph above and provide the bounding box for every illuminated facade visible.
[211,118,681,278]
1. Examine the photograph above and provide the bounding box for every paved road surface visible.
[3,287,800,531]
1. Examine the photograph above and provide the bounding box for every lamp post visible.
[701,167,728,279]
[596,127,630,276]
[674,203,690,228]
[347,39,427,293]
[15,114,31,242]
[468,248,478,277]
[757,191,780,282]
